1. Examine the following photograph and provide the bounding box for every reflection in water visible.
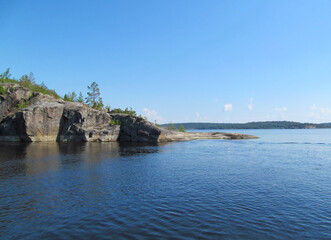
[0,142,167,177]
[118,141,167,156]
[1,131,331,239]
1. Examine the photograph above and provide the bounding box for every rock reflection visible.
[0,143,29,177]
[118,142,167,156]
[24,143,61,175]
[0,141,170,177]
[0,142,29,160]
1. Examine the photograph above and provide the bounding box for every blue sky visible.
[1,0,331,123]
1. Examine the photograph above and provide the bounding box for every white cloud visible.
[142,108,162,122]
[309,104,331,120]
[248,97,253,111]
[224,104,233,112]
[274,107,288,112]
[195,112,200,118]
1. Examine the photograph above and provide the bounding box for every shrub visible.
[110,120,121,125]
[166,123,177,131]
[17,100,29,110]
[0,86,6,95]
[77,92,84,103]
[110,107,136,116]
[179,125,186,132]
[0,68,61,99]
[63,92,77,102]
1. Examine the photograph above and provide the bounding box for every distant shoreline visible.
[161,121,331,130]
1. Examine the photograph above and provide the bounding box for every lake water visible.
[0,129,330,239]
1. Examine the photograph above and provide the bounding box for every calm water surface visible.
[0,129,330,239]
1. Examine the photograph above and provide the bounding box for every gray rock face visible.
[110,114,162,142]
[0,83,31,121]
[0,88,119,142]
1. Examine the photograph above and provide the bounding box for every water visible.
[0,129,330,239]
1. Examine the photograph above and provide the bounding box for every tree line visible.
[0,67,138,115]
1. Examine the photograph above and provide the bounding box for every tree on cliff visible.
[77,92,84,103]
[86,82,104,110]
[19,72,35,86]
[0,68,11,80]
[63,92,77,102]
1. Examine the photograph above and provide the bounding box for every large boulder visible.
[109,114,163,142]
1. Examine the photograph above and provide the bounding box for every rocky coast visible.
[0,83,257,142]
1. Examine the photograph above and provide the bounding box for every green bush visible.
[0,68,61,99]
[0,86,6,95]
[110,107,136,116]
[179,125,186,132]
[110,120,121,125]
[63,92,77,102]
[17,100,29,110]
[166,123,177,131]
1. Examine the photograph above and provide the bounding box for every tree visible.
[167,123,177,131]
[0,68,11,80]
[85,82,103,109]
[105,105,111,111]
[179,125,186,132]
[19,72,35,87]
[77,92,84,103]
[40,82,47,90]
[63,92,77,102]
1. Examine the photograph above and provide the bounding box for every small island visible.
[0,69,257,142]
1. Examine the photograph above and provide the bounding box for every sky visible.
[1,0,331,124]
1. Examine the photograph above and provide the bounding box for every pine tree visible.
[77,92,84,103]
[85,82,103,109]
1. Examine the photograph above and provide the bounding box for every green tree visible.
[110,107,136,116]
[179,125,186,132]
[40,82,47,90]
[86,82,103,109]
[105,105,111,111]
[63,92,77,102]
[0,68,11,80]
[167,123,177,131]
[19,72,35,87]
[77,92,84,103]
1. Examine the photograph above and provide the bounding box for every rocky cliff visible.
[0,84,119,142]
[0,84,257,142]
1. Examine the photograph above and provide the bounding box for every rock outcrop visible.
[0,88,119,142]
[160,130,257,141]
[0,84,258,142]
[110,114,162,142]
[0,83,31,120]
[109,114,257,142]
